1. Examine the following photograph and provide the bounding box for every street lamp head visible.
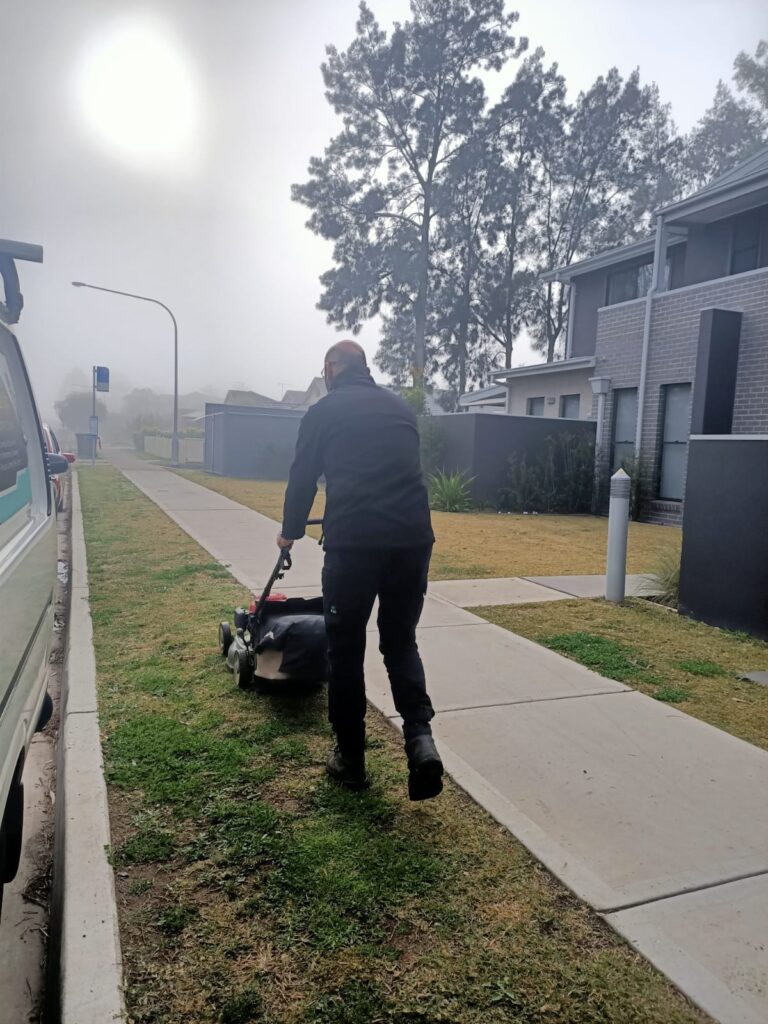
[72,281,85,287]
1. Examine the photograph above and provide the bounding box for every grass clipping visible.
[81,466,706,1024]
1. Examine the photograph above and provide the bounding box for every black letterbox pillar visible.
[690,308,742,435]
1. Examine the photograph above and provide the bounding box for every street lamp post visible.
[72,281,180,466]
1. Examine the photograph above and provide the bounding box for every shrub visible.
[498,452,542,511]
[400,386,427,415]
[428,470,474,512]
[648,549,681,607]
[498,433,594,514]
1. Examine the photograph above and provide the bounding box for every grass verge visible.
[175,471,680,579]
[79,465,708,1023]
[475,599,768,750]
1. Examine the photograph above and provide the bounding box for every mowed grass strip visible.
[80,465,708,1024]
[176,470,680,579]
[475,599,768,750]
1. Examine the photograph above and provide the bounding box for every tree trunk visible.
[502,217,518,368]
[457,251,472,396]
[413,199,431,384]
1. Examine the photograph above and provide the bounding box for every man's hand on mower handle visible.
[276,534,294,551]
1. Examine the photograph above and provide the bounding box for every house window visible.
[658,384,691,501]
[730,213,760,275]
[527,397,545,416]
[611,388,637,472]
[606,257,674,306]
[559,394,580,419]
[606,262,653,305]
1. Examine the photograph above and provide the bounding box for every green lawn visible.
[475,599,768,751]
[176,471,681,579]
[80,465,706,1024]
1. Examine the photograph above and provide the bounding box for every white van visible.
[0,240,66,917]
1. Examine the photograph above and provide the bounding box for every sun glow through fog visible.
[75,16,200,169]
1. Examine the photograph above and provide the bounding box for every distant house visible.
[224,377,327,413]
[224,389,281,408]
[457,384,507,413]
[462,144,768,524]
[280,377,327,410]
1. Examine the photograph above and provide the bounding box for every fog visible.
[1,0,763,425]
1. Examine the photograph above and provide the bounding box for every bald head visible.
[324,339,367,388]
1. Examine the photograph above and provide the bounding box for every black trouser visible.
[322,545,435,757]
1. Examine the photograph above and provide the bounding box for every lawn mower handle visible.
[254,519,324,623]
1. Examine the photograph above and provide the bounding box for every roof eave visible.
[656,171,768,221]
[491,356,596,382]
[540,233,687,284]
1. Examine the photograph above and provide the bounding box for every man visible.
[278,341,443,800]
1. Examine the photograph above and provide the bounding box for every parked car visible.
[0,243,67,919]
[42,422,76,512]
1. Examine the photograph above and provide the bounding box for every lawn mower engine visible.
[218,546,327,688]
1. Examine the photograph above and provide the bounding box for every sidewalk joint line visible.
[597,867,768,915]
[400,688,631,718]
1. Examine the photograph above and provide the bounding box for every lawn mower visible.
[218,520,327,688]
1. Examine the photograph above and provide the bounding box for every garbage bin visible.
[75,433,98,459]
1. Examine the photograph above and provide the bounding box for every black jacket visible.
[281,368,434,549]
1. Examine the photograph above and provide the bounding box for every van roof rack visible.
[0,238,43,326]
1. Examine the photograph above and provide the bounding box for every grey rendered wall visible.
[431,413,595,506]
[203,404,303,479]
[427,413,477,479]
[679,438,768,640]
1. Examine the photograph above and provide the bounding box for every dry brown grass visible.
[476,598,768,751]
[176,471,681,579]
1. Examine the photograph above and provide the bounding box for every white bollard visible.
[606,468,630,603]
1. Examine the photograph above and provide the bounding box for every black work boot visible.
[326,746,370,791]
[405,734,443,801]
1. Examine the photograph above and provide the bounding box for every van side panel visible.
[0,324,56,821]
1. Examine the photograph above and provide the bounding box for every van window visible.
[0,349,31,537]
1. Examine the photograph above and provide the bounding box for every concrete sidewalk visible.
[108,452,768,1024]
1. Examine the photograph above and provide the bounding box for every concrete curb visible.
[58,471,125,1022]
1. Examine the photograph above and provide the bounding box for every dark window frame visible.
[656,382,692,502]
[610,387,638,473]
[605,256,674,307]
[526,396,545,417]
[559,394,580,419]
[729,212,761,276]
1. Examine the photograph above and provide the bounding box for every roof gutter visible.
[653,168,768,220]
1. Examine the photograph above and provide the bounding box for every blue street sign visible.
[95,365,110,392]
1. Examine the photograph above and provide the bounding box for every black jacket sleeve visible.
[281,406,323,540]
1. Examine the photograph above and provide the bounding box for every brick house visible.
[471,144,768,524]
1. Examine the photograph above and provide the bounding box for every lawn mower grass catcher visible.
[218,525,327,689]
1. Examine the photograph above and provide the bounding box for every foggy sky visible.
[1,0,764,423]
